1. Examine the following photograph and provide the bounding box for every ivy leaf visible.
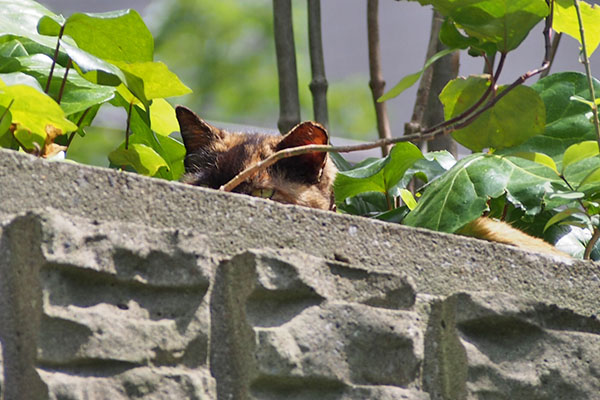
[0,83,77,139]
[511,152,558,174]
[333,142,424,206]
[55,9,154,64]
[108,143,168,176]
[554,0,600,56]
[149,98,179,136]
[14,53,116,115]
[403,153,562,233]
[115,61,191,104]
[58,40,124,86]
[503,72,600,166]
[440,76,546,151]
[0,0,62,51]
[0,105,16,149]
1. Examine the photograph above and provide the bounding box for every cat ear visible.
[175,106,221,153]
[275,121,329,183]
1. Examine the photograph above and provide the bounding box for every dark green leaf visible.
[403,153,562,233]
[441,76,546,151]
[502,72,600,165]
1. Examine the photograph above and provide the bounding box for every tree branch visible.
[367,0,392,156]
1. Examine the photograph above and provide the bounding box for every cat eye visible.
[251,188,275,199]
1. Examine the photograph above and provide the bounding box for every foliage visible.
[336,0,600,260]
[0,0,190,179]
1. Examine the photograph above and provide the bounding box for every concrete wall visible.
[1,148,599,399]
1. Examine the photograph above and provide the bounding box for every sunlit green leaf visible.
[61,10,153,63]
[59,40,124,86]
[554,0,600,56]
[562,140,599,173]
[511,152,558,174]
[0,83,77,137]
[108,143,168,176]
[149,98,179,136]
[115,61,192,102]
[399,188,417,210]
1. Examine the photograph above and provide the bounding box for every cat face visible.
[176,106,337,210]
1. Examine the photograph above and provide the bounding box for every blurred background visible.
[39,0,600,165]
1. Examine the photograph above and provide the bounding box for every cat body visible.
[176,106,565,257]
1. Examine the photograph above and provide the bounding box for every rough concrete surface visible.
[1,148,600,399]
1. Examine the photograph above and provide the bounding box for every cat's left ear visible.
[275,121,329,183]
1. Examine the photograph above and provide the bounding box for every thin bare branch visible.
[367,0,392,156]
[307,0,329,128]
[273,0,301,133]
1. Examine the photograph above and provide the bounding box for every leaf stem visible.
[65,106,92,150]
[125,101,133,150]
[45,24,65,94]
[0,99,14,124]
[584,227,600,260]
[57,58,72,104]
[573,0,600,148]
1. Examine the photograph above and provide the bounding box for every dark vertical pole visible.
[273,0,301,134]
[307,0,329,130]
[367,0,392,156]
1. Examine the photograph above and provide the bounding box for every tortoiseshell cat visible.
[176,106,565,257]
[176,106,337,210]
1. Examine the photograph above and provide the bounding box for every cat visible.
[175,106,336,210]
[176,106,565,257]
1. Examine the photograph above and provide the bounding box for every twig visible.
[57,58,72,104]
[422,52,506,135]
[367,0,392,156]
[220,127,451,192]
[45,24,65,93]
[573,0,600,148]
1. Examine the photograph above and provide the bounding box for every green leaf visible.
[403,153,562,233]
[333,142,424,205]
[511,152,558,174]
[62,10,153,63]
[420,0,549,52]
[544,208,586,232]
[149,98,179,136]
[562,141,599,173]
[0,0,63,51]
[378,48,456,102]
[14,53,116,115]
[0,105,16,149]
[0,71,43,92]
[554,0,600,56]
[115,61,192,102]
[502,72,600,165]
[108,143,168,176]
[439,17,477,50]
[440,76,546,151]
[37,15,64,36]
[59,40,124,86]
[0,83,77,137]
[399,189,417,210]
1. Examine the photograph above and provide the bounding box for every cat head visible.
[176,106,337,210]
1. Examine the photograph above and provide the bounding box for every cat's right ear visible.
[175,106,221,153]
